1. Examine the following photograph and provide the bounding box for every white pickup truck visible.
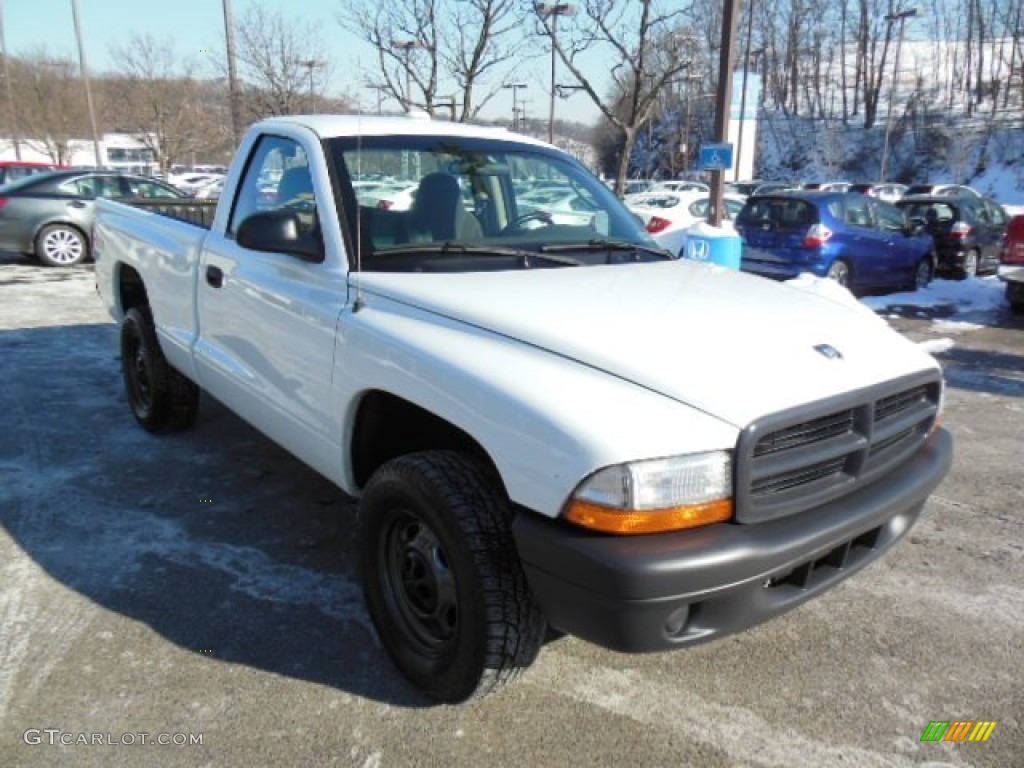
[94,115,952,703]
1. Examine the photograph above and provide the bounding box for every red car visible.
[0,161,67,187]
[1001,214,1024,266]
[1001,214,1024,313]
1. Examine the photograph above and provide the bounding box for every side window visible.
[126,178,177,199]
[873,201,905,233]
[59,177,96,197]
[987,202,1007,226]
[229,135,317,238]
[844,198,871,228]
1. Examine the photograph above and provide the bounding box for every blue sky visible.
[2,0,601,124]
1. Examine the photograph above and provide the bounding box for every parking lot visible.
[1,256,1021,767]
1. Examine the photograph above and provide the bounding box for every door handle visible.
[69,200,88,209]
[205,265,224,288]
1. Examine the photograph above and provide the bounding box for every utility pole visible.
[710,0,741,226]
[536,3,576,144]
[392,40,428,111]
[0,0,21,160]
[71,0,101,167]
[879,7,919,182]
[503,82,528,131]
[222,0,242,146]
[298,59,325,112]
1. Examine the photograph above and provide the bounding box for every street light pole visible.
[503,82,527,131]
[392,40,427,111]
[221,0,242,147]
[298,59,325,112]
[879,7,919,182]
[365,83,386,115]
[70,0,101,167]
[536,3,576,144]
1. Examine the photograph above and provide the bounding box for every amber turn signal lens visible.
[564,497,733,535]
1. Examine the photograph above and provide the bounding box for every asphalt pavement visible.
[1,255,1021,767]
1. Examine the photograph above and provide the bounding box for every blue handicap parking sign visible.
[698,143,734,171]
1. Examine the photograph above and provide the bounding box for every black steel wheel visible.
[121,306,199,433]
[359,451,545,703]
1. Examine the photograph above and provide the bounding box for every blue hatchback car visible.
[736,191,936,292]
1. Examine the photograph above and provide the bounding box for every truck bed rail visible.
[128,198,217,229]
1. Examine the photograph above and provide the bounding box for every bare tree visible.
[340,0,526,120]
[230,5,332,118]
[106,35,221,172]
[536,0,692,195]
[11,51,89,163]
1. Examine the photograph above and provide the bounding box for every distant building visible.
[0,133,157,173]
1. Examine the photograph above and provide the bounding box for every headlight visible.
[563,451,734,535]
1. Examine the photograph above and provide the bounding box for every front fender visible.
[332,293,738,518]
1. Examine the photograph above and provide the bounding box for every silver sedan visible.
[0,170,184,266]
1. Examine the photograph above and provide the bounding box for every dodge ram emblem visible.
[814,343,843,360]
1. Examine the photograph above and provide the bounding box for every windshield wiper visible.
[379,242,582,267]
[540,238,673,260]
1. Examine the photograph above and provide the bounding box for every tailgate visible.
[737,197,816,263]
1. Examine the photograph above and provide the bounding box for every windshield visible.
[327,134,662,272]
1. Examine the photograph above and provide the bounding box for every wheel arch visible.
[349,390,502,494]
[116,262,150,318]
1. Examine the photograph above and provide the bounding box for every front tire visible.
[35,224,88,267]
[912,257,933,291]
[121,306,199,433]
[359,451,545,703]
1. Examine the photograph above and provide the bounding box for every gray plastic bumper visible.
[512,428,953,653]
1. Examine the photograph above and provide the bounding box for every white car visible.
[628,190,747,255]
[171,173,224,194]
[516,187,600,226]
[368,182,419,211]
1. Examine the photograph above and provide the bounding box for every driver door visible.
[194,133,347,476]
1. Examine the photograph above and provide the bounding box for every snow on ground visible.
[860,274,1007,332]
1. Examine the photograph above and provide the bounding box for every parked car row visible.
[0,170,185,266]
[732,187,1010,293]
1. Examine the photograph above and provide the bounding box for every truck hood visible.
[354,261,938,427]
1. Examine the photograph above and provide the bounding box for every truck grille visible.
[734,373,941,523]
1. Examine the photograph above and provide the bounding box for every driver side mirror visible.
[236,210,324,262]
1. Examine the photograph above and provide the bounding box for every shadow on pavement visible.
[0,322,428,708]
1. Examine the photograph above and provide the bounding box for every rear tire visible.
[359,451,545,703]
[956,249,978,280]
[121,306,199,433]
[35,224,88,267]
[826,259,851,287]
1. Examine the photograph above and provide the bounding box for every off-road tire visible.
[359,450,545,703]
[121,306,199,433]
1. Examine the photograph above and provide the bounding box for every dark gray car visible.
[0,170,184,266]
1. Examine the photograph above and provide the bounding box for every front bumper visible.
[512,427,952,653]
